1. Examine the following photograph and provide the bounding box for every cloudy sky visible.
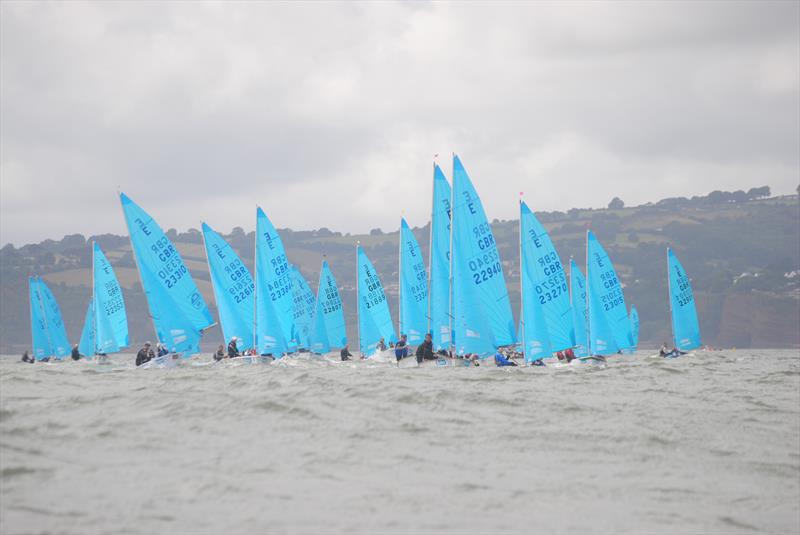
[1,1,798,246]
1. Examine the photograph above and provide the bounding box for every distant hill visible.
[1,188,798,353]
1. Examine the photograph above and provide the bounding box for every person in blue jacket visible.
[494,352,518,367]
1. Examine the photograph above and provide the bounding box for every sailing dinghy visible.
[663,248,701,357]
[29,277,71,362]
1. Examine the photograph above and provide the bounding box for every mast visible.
[447,154,455,359]
[253,210,258,353]
[199,224,223,349]
[585,231,591,357]
[355,242,361,357]
[666,246,676,349]
[518,198,526,364]
[398,220,403,339]
[91,241,97,355]
[426,162,435,339]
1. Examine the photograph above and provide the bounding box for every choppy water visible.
[1,350,798,534]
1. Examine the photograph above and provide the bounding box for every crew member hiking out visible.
[394,334,409,362]
[214,344,225,361]
[340,344,352,361]
[71,344,80,361]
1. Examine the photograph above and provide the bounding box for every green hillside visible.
[1,190,798,353]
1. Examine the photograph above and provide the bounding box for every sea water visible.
[1,350,798,534]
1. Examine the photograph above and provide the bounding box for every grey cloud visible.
[1,1,798,246]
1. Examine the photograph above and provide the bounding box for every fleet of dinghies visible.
[25,154,703,367]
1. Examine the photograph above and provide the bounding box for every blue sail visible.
[519,202,554,362]
[520,201,575,352]
[630,305,640,350]
[428,163,452,350]
[399,218,428,345]
[255,207,295,356]
[451,155,515,355]
[78,301,95,356]
[289,265,316,350]
[310,260,347,354]
[120,193,212,355]
[29,277,52,360]
[569,260,589,357]
[92,243,129,354]
[586,231,633,355]
[357,246,397,356]
[37,278,71,359]
[668,248,701,351]
[201,222,255,351]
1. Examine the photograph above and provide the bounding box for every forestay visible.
[399,218,428,345]
[667,248,701,351]
[310,260,347,354]
[520,201,575,353]
[586,231,633,356]
[428,163,452,350]
[569,260,589,357]
[92,243,129,354]
[255,207,294,356]
[451,155,515,356]
[357,246,396,357]
[201,222,254,351]
[289,265,316,350]
[120,193,213,355]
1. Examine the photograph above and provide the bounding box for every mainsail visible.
[399,218,428,345]
[569,259,589,357]
[289,265,316,350]
[201,222,254,351]
[310,260,347,354]
[35,278,71,359]
[120,193,213,355]
[450,155,515,356]
[667,248,701,351]
[357,245,396,356]
[519,201,575,358]
[629,305,640,350]
[78,302,95,357]
[29,277,53,360]
[92,242,129,354]
[428,163,451,350]
[255,207,296,357]
[586,231,633,356]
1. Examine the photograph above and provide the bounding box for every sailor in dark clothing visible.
[71,344,81,361]
[21,351,34,363]
[340,344,352,361]
[214,344,225,361]
[415,333,435,364]
[227,337,240,358]
[136,342,153,366]
[394,334,409,362]
[156,343,169,357]
[376,338,387,352]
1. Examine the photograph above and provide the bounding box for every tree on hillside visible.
[608,197,625,209]
[370,228,383,236]
[747,186,770,199]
